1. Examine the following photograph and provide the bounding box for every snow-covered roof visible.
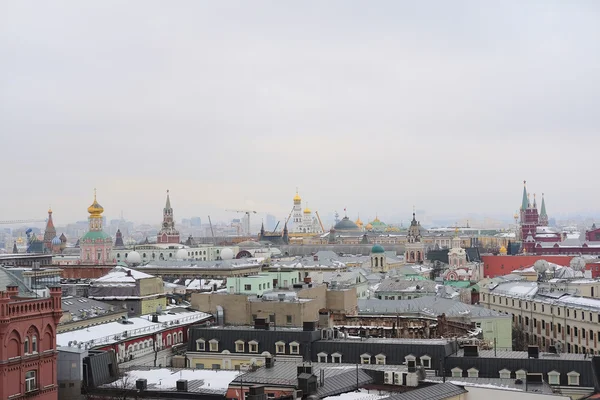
[93,266,155,285]
[105,368,241,394]
[57,309,211,348]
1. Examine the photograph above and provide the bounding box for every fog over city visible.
[1,1,599,224]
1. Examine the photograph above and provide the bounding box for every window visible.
[567,371,580,386]
[468,368,479,378]
[289,342,299,354]
[244,284,251,290]
[32,335,37,353]
[178,332,183,342]
[275,341,285,354]
[209,339,219,352]
[542,305,544,312]
[360,353,371,364]
[516,370,526,380]
[25,370,36,392]
[375,354,386,365]
[212,364,221,370]
[583,329,586,339]
[167,334,172,346]
[235,340,245,353]
[420,355,431,369]
[591,330,595,341]
[558,323,562,333]
[574,327,578,337]
[24,337,30,354]
[548,371,560,385]
[318,352,328,363]
[451,367,463,378]
[558,308,561,316]
[332,352,342,363]
[286,315,292,324]
[499,369,511,379]
[249,340,259,353]
[574,310,577,318]
[195,363,204,369]
[567,325,571,335]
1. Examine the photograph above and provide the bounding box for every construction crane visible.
[225,209,259,236]
[314,211,325,233]
[207,216,217,246]
[0,219,46,225]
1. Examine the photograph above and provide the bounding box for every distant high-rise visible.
[265,214,277,231]
[190,217,202,227]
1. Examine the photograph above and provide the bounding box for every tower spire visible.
[540,193,548,225]
[165,189,171,210]
[533,193,537,209]
[521,180,528,210]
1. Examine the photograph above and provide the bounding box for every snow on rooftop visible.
[115,368,241,392]
[93,266,155,284]
[57,310,211,347]
[322,389,389,400]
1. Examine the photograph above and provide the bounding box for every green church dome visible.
[371,244,385,254]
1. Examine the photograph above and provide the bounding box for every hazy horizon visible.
[2,1,599,224]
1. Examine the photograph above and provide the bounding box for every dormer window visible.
[235,340,245,353]
[289,341,299,355]
[499,369,511,379]
[468,368,479,378]
[360,353,371,364]
[332,352,342,363]
[516,370,526,380]
[567,371,580,386]
[318,352,328,363]
[451,367,463,378]
[196,339,205,351]
[209,339,219,352]
[420,355,431,369]
[548,371,560,385]
[249,340,259,353]
[275,341,285,354]
[375,354,386,365]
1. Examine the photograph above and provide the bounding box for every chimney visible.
[126,270,132,277]
[6,285,19,298]
[313,255,319,262]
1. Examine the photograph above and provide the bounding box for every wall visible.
[140,297,168,316]
[226,275,273,295]
[465,387,569,400]
[480,255,574,277]
[60,266,113,279]
[58,311,128,333]
[326,288,358,314]
[139,277,165,297]
[472,316,513,351]
[57,348,86,400]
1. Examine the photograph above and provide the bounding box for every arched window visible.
[32,335,37,353]
[178,332,183,342]
[24,337,30,354]
[167,334,172,346]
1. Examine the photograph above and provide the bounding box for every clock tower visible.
[157,190,180,244]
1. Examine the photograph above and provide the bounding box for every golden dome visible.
[365,223,373,230]
[48,207,52,214]
[293,190,301,202]
[355,216,363,226]
[303,207,311,214]
[87,189,104,217]
[499,246,507,254]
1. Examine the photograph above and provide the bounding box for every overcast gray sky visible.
[1,1,599,225]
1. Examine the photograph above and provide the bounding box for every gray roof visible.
[60,296,122,320]
[383,382,466,400]
[358,297,509,319]
[375,278,437,293]
[0,266,36,296]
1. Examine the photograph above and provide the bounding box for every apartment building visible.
[481,280,600,355]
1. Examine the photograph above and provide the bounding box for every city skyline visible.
[2,1,599,223]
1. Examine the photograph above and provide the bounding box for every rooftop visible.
[57,308,211,348]
[358,297,508,319]
[102,367,241,395]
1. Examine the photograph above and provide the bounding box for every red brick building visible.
[0,285,62,400]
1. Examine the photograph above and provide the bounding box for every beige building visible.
[481,280,600,355]
[191,283,358,327]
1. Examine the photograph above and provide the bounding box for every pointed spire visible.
[165,189,171,210]
[521,180,528,210]
[527,193,531,208]
[540,193,547,217]
[12,241,18,254]
[533,193,537,209]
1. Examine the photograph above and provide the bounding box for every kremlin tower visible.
[43,208,56,253]
[157,190,180,244]
[79,190,113,264]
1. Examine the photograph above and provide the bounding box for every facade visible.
[42,208,57,254]
[79,191,114,265]
[156,190,180,244]
[482,280,600,354]
[0,286,62,400]
[404,212,425,263]
[374,278,438,300]
[480,255,574,278]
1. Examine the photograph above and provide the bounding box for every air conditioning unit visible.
[406,373,419,387]
[383,371,392,384]
[393,372,402,385]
